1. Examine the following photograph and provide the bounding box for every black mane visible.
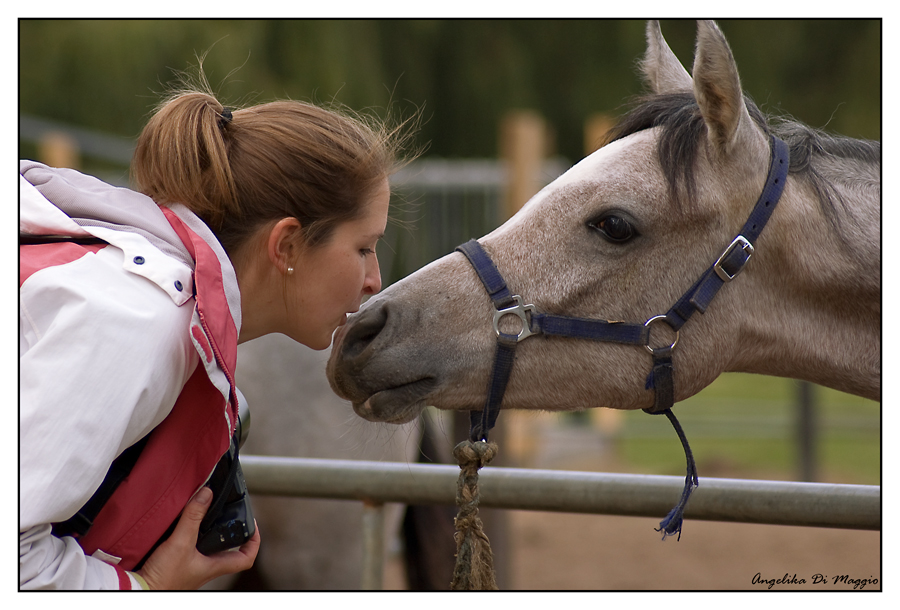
[603,92,880,223]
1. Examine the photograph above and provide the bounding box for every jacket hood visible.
[19,160,242,333]
[20,160,193,268]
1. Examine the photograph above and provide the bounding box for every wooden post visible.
[360,500,385,590]
[585,114,625,443]
[584,113,614,156]
[492,110,548,587]
[38,131,80,169]
[500,111,547,219]
[797,381,817,482]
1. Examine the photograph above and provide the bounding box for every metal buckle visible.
[644,315,679,355]
[493,295,537,342]
[714,235,754,282]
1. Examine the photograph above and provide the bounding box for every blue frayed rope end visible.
[647,408,699,541]
[655,471,698,541]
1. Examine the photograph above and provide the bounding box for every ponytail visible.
[132,82,419,263]
[132,91,239,232]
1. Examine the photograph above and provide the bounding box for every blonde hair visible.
[131,88,416,262]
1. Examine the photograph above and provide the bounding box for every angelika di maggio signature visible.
[752,572,879,590]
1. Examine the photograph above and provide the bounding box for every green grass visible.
[610,373,880,485]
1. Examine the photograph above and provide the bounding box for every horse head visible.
[327,20,880,426]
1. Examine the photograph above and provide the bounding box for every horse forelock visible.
[603,92,768,210]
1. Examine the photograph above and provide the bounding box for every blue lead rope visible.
[644,407,699,540]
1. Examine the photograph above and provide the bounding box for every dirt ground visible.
[383,412,882,591]
[499,512,879,591]
[384,503,880,592]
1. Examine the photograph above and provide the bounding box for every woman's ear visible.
[267,217,303,275]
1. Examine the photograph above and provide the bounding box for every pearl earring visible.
[287,267,294,274]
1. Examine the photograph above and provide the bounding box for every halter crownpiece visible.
[456,134,789,539]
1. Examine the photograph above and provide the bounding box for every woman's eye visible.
[590,215,637,243]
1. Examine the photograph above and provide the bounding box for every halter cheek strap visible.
[643,135,790,416]
[454,241,526,442]
[456,240,651,442]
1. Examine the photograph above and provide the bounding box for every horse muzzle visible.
[327,299,437,424]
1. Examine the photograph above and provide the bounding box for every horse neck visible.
[730,167,880,400]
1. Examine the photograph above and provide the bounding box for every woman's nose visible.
[364,256,382,296]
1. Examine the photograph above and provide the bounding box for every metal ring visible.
[493,295,537,342]
[644,315,679,355]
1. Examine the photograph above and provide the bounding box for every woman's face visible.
[288,179,390,350]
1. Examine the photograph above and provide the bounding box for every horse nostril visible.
[341,302,389,361]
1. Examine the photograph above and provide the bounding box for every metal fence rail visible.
[241,455,880,531]
[20,114,135,166]
[242,455,879,588]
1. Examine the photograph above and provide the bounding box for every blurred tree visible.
[19,19,880,165]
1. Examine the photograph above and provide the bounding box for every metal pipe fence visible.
[241,454,879,589]
[241,455,880,530]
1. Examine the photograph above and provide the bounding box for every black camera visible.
[196,402,255,555]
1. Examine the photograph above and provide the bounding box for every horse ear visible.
[641,20,693,94]
[692,20,753,155]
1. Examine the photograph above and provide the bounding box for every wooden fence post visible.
[584,114,627,441]
[38,131,81,169]
[584,113,614,156]
[483,110,550,588]
[797,381,818,482]
[500,111,547,219]
[360,500,386,590]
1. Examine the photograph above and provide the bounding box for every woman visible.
[19,86,414,589]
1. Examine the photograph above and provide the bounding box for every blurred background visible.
[19,19,881,158]
[19,19,881,589]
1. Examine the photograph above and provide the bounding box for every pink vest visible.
[20,208,239,571]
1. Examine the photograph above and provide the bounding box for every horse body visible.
[327,20,880,427]
[206,334,419,590]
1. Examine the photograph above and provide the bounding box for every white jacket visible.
[19,161,242,589]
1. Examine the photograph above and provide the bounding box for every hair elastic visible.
[218,107,233,129]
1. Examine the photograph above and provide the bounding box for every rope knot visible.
[450,439,499,590]
[453,438,498,471]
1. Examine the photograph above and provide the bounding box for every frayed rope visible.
[450,439,499,590]
[648,408,699,541]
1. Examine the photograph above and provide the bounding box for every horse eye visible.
[590,215,637,243]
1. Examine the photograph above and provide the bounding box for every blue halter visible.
[456,134,789,539]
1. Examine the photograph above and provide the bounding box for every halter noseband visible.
[456,134,789,539]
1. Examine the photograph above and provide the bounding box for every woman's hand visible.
[136,487,260,590]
